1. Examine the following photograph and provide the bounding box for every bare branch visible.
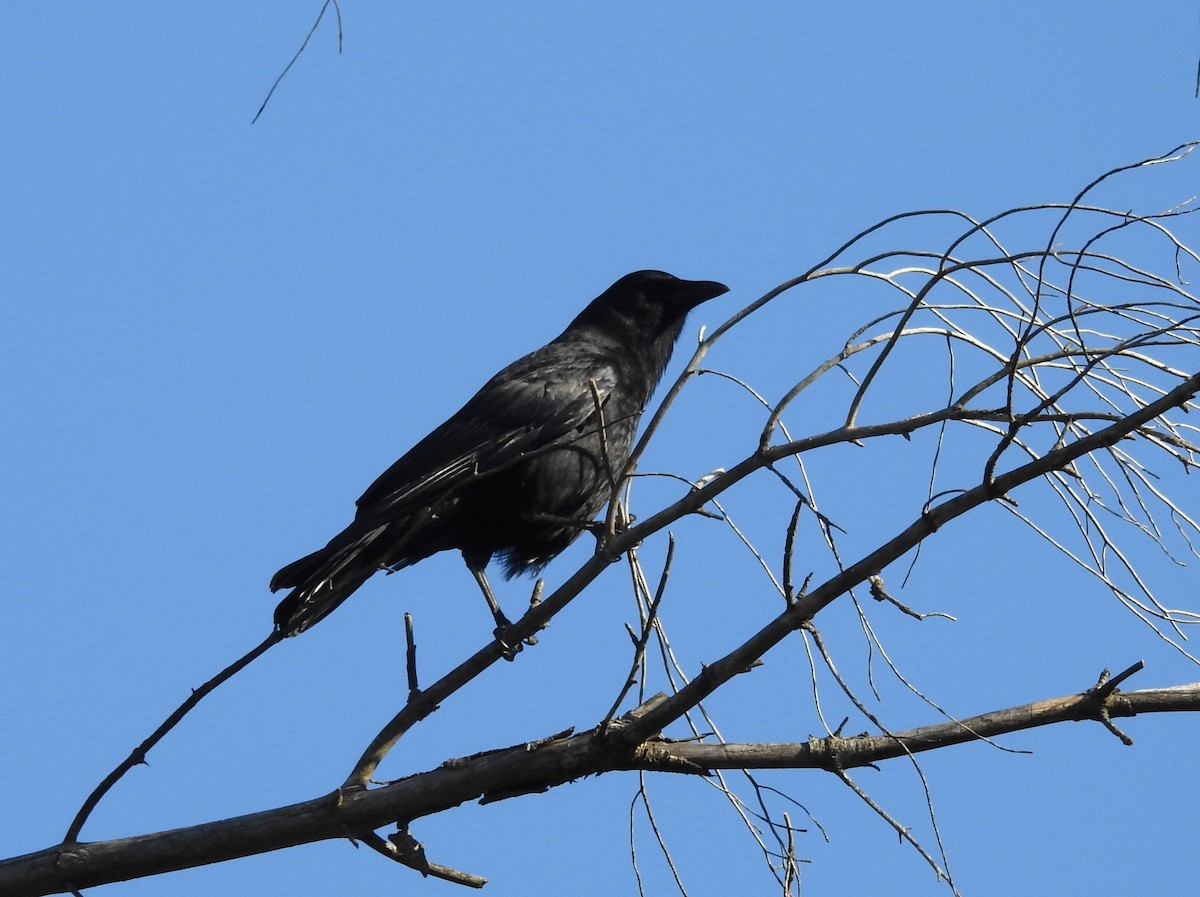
[252,0,344,124]
[403,613,420,701]
[64,631,282,843]
[7,680,1198,896]
[602,536,676,729]
[359,829,486,888]
[616,371,1200,746]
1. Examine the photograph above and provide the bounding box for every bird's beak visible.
[671,278,730,310]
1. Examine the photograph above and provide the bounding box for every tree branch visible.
[5,680,1197,896]
[616,370,1200,746]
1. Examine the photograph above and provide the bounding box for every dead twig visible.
[65,630,282,842]
[252,0,344,124]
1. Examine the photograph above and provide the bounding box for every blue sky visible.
[4,3,1200,895]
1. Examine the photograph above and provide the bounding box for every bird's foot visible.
[493,624,523,661]
[492,614,537,661]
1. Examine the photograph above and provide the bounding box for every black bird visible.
[271,270,729,640]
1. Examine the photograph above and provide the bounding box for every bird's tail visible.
[270,524,390,636]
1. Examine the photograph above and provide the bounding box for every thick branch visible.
[4,682,1198,896]
[664,682,1200,770]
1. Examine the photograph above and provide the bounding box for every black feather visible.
[270,270,728,635]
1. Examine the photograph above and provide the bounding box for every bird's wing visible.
[353,346,619,523]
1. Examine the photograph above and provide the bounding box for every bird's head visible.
[572,270,730,341]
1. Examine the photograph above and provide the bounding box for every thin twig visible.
[356,829,486,888]
[251,0,344,124]
[602,536,676,729]
[404,614,419,701]
[830,766,956,892]
[804,623,959,889]
[782,499,804,604]
[66,630,282,842]
[636,775,690,897]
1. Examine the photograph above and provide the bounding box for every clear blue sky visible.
[3,3,1199,895]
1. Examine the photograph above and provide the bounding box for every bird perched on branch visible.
[271,270,729,646]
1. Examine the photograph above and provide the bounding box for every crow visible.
[270,270,729,643]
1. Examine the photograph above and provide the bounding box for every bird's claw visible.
[492,609,539,660]
[493,625,523,661]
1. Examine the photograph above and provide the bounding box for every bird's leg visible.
[465,558,537,660]
[470,565,512,631]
